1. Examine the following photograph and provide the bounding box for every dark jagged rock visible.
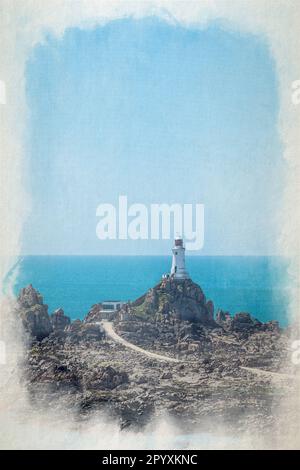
[83,366,128,391]
[126,277,215,324]
[28,359,81,392]
[215,308,231,324]
[84,303,103,323]
[229,312,262,333]
[18,284,43,308]
[65,320,105,343]
[50,308,71,331]
[80,323,105,341]
[232,312,261,325]
[206,299,214,318]
[16,285,53,341]
[263,320,281,333]
[216,310,266,335]
[19,281,294,436]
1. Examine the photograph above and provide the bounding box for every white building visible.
[99,300,126,319]
[170,237,190,280]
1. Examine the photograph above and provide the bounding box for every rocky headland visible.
[15,280,297,436]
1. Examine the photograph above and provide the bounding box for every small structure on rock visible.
[85,301,127,322]
[99,300,126,319]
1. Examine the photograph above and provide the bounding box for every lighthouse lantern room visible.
[170,237,190,280]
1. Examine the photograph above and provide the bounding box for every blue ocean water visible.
[11,256,293,325]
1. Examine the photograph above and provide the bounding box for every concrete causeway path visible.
[240,366,297,381]
[98,321,298,379]
[100,320,180,363]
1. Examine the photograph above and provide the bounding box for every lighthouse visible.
[170,237,189,280]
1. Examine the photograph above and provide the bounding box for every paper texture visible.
[0,0,299,450]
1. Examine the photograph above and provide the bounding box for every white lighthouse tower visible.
[170,237,189,280]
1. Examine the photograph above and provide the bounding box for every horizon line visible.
[16,253,287,257]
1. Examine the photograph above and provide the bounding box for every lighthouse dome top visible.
[174,237,183,247]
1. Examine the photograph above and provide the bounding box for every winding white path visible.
[240,366,297,380]
[100,320,180,363]
[98,321,297,380]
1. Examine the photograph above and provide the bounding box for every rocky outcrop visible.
[50,308,71,331]
[215,308,231,324]
[230,312,262,332]
[16,285,106,343]
[17,285,53,341]
[18,281,293,436]
[216,311,264,336]
[18,284,44,308]
[27,347,127,394]
[262,320,280,333]
[24,305,291,435]
[84,303,103,323]
[127,277,215,324]
[83,366,128,391]
[65,320,105,343]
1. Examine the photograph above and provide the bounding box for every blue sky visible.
[23,17,283,255]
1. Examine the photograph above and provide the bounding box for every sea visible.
[8,255,295,326]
